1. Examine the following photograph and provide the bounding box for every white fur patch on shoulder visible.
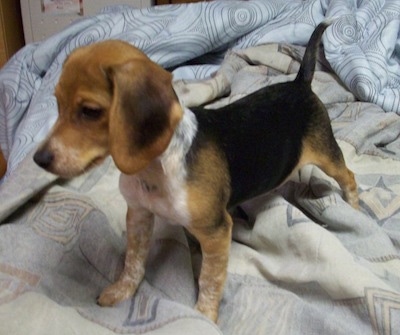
[161,107,198,179]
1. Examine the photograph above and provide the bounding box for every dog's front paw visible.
[97,280,137,307]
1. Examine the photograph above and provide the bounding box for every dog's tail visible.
[295,20,332,84]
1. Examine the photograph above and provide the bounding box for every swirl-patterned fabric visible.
[0,0,399,178]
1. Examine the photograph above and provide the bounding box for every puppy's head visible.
[34,41,182,177]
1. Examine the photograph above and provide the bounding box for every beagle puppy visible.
[33,21,358,322]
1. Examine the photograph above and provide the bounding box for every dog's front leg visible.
[189,210,233,322]
[98,205,154,306]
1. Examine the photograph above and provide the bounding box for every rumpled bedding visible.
[0,1,400,334]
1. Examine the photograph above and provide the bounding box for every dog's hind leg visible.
[187,210,233,322]
[300,134,359,209]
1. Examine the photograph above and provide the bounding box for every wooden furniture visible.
[21,0,152,43]
[0,0,25,67]
[0,148,6,178]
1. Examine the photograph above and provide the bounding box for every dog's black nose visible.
[33,149,54,169]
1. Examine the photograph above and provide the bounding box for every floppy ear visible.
[106,58,183,175]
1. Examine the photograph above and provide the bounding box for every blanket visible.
[1,1,400,334]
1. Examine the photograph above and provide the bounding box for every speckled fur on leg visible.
[97,206,154,306]
[189,210,233,322]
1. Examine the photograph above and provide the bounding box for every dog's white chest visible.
[119,172,191,227]
[117,108,197,228]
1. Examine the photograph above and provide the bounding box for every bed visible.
[1,1,400,334]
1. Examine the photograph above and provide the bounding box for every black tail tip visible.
[295,19,333,84]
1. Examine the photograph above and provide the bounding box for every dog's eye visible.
[80,106,103,120]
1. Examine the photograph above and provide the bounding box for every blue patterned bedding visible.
[0,1,400,334]
[0,0,399,179]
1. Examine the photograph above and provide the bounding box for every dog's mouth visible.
[87,155,106,170]
[34,147,108,179]
[55,155,107,179]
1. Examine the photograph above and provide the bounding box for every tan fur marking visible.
[186,143,232,322]
[299,137,359,209]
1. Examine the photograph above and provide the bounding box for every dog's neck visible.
[125,106,197,207]
[119,106,197,227]
[160,106,198,179]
